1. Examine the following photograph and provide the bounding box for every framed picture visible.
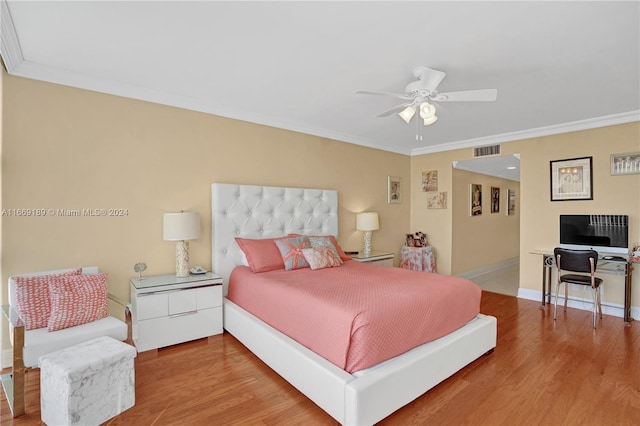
[426,191,447,209]
[388,176,401,204]
[490,187,500,213]
[611,152,640,175]
[507,189,516,216]
[422,170,438,192]
[550,156,593,201]
[470,184,482,216]
[405,233,415,247]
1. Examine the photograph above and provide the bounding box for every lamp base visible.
[176,241,190,277]
[363,231,373,256]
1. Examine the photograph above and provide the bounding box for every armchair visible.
[1,267,128,417]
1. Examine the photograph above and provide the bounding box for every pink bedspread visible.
[227,261,481,373]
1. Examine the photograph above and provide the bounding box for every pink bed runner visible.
[227,261,481,373]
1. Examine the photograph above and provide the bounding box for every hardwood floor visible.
[2,291,639,425]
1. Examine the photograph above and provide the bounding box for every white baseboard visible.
[457,257,519,281]
[517,287,640,320]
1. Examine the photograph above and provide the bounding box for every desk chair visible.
[553,248,603,328]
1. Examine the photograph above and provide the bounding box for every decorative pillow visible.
[275,236,310,271]
[302,247,342,270]
[47,272,109,332]
[235,237,285,273]
[14,268,83,330]
[289,234,351,262]
[307,236,343,265]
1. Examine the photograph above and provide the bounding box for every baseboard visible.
[1,349,12,369]
[517,287,640,320]
[457,257,519,281]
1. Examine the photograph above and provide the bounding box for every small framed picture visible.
[507,189,516,216]
[405,233,415,247]
[427,191,447,209]
[490,187,500,213]
[422,170,438,192]
[550,156,593,201]
[388,176,401,204]
[470,184,482,216]
[611,152,640,175]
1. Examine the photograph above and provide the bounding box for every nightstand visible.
[350,251,394,266]
[130,272,223,352]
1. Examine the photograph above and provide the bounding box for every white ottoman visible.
[39,336,136,426]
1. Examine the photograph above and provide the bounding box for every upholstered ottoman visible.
[39,336,136,425]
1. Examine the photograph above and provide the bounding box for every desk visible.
[531,250,634,326]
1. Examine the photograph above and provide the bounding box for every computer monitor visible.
[559,214,629,255]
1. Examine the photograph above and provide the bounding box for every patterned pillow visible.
[307,236,343,265]
[47,273,109,332]
[302,247,342,270]
[274,236,310,271]
[14,268,83,330]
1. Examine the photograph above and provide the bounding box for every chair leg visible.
[564,281,568,311]
[591,287,599,329]
[554,281,561,320]
[597,287,603,319]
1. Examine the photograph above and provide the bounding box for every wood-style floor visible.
[2,291,639,425]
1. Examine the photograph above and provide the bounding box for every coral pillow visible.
[307,236,343,265]
[302,247,342,270]
[14,268,83,330]
[47,273,109,332]
[275,236,311,271]
[235,237,286,273]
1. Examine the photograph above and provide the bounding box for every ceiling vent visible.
[473,144,501,157]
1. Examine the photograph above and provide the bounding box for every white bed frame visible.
[212,183,497,426]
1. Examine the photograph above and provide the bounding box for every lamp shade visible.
[163,212,201,241]
[356,212,379,231]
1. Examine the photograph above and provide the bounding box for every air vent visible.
[473,144,501,157]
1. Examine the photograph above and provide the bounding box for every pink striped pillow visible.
[47,273,109,332]
[14,268,83,330]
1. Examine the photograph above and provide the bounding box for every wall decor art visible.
[550,156,593,201]
[470,184,482,216]
[388,176,401,204]
[422,170,438,192]
[426,191,447,209]
[490,187,500,213]
[611,152,640,175]
[507,189,516,216]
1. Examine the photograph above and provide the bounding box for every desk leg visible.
[624,264,634,326]
[540,255,554,309]
[0,324,25,417]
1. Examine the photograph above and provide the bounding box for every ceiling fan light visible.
[419,101,436,119]
[398,106,416,123]
[423,115,438,126]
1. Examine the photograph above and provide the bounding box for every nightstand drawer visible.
[197,286,222,309]
[137,292,168,320]
[169,289,197,315]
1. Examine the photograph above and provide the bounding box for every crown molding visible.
[411,111,640,156]
[0,0,23,73]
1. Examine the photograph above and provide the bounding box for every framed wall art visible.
[611,152,640,175]
[490,187,500,213]
[422,170,438,192]
[507,189,516,216]
[388,176,401,204]
[470,184,482,216]
[426,191,447,209]
[550,156,593,201]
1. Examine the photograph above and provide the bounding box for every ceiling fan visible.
[356,67,497,126]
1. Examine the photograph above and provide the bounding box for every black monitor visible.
[559,214,629,255]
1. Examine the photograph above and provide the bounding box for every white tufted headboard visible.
[212,183,338,294]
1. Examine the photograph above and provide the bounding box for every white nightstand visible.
[350,251,394,267]
[130,272,223,352]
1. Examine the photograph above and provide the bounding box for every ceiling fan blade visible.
[356,90,412,100]
[432,89,497,102]
[419,68,446,94]
[376,102,413,117]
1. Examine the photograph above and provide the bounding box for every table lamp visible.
[163,211,201,277]
[356,212,379,256]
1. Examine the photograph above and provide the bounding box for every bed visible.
[212,183,497,425]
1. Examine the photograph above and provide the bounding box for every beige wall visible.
[412,122,640,307]
[451,169,519,275]
[0,73,411,354]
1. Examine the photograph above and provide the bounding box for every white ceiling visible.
[1,1,639,179]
